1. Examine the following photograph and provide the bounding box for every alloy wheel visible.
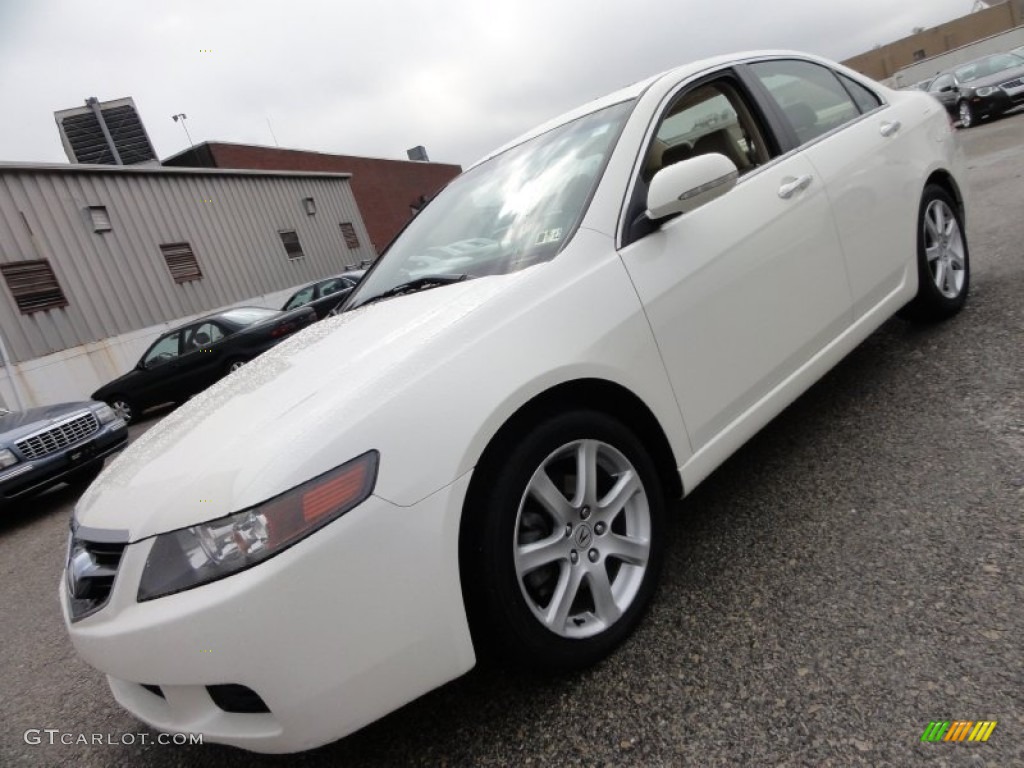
[923,198,966,299]
[512,438,651,639]
[110,400,133,423]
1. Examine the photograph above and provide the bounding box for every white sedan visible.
[62,51,969,753]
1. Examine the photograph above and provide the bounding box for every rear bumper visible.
[0,424,128,504]
[62,472,476,753]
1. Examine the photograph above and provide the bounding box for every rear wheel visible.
[226,358,247,374]
[462,410,666,671]
[900,184,969,322]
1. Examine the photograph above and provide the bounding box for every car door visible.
[174,321,231,396]
[618,70,853,452]
[745,59,922,319]
[133,330,185,407]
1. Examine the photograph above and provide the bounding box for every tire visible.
[900,184,970,323]
[958,100,974,129]
[66,462,104,488]
[226,358,247,374]
[461,410,666,671]
[107,397,135,425]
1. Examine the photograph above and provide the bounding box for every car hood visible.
[74,274,528,540]
[963,64,1024,88]
[0,401,97,443]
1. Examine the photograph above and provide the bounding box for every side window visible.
[185,322,225,351]
[284,285,315,310]
[749,59,861,145]
[642,79,772,183]
[838,73,882,113]
[143,332,182,367]
[318,278,347,297]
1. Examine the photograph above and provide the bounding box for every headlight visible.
[94,404,117,424]
[138,450,378,601]
[975,86,999,97]
[0,448,17,469]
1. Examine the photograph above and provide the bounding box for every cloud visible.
[0,0,973,167]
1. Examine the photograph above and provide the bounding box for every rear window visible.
[220,307,278,326]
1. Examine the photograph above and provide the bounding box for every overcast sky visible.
[0,0,975,169]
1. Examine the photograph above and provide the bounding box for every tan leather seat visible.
[691,129,748,171]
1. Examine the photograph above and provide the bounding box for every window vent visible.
[160,242,203,284]
[88,206,111,232]
[340,222,360,250]
[279,230,304,260]
[0,260,69,313]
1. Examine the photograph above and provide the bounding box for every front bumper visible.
[61,472,476,753]
[0,423,128,504]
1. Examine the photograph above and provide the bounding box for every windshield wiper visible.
[355,274,469,309]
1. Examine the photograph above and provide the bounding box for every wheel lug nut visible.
[594,522,606,535]
[565,523,573,538]
[588,549,599,563]
[580,506,591,520]
[570,550,579,564]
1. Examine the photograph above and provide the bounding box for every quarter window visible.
[749,60,861,145]
[837,74,882,113]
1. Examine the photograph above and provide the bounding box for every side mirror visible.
[939,85,954,93]
[647,153,738,220]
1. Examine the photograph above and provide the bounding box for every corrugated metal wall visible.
[0,165,375,363]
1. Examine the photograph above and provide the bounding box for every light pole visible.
[171,113,194,148]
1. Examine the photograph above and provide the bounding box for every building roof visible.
[0,160,351,180]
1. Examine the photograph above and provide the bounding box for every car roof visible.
[469,50,846,170]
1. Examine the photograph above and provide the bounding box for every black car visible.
[0,401,128,508]
[92,305,316,423]
[281,270,366,319]
[928,52,1024,128]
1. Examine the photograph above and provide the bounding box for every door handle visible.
[778,174,812,199]
[880,120,901,137]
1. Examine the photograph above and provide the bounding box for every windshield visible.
[955,53,1024,82]
[348,100,635,308]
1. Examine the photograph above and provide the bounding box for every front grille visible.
[67,531,127,621]
[1000,78,1023,89]
[16,411,99,460]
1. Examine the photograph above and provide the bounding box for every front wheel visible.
[958,101,975,129]
[107,398,135,425]
[900,184,970,322]
[462,410,666,671]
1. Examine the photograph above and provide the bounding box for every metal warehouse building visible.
[0,162,376,409]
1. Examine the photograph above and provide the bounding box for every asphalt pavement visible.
[1,111,1021,767]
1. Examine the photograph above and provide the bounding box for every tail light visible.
[270,322,296,338]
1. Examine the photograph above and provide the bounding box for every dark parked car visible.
[928,52,1024,127]
[0,401,127,508]
[281,270,366,319]
[92,305,316,423]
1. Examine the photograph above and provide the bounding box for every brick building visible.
[163,143,462,254]
[842,1,1023,80]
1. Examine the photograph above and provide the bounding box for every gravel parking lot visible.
[1,112,1022,768]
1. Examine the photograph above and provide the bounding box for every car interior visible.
[642,82,770,183]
